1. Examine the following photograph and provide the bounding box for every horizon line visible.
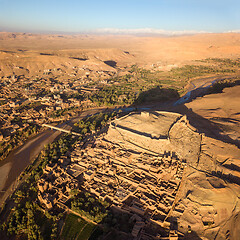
[0,28,240,36]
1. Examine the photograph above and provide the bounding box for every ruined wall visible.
[105,111,201,164]
[169,118,201,164]
[106,123,172,154]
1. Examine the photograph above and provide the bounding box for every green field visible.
[61,213,96,240]
[78,223,96,240]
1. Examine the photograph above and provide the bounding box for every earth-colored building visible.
[37,110,240,240]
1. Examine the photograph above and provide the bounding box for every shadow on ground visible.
[131,85,240,148]
[183,231,202,240]
[154,104,240,149]
[134,86,180,105]
[104,60,117,68]
[73,85,239,240]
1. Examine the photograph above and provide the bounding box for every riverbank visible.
[0,162,12,191]
[0,129,61,207]
[0,107,111,208]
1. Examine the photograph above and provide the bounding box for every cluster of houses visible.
[36,111,200,239]
[37,132,185,239]
[0,64,118,140]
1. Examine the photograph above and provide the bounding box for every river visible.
[0,108,107,207]
[0,75,235,207]
[173,75,235,106]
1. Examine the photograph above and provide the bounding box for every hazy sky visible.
[0,0,240,34]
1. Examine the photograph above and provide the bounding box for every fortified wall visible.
[105,111,201,164]
[36,110,240,239]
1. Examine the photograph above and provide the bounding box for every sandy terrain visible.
[137,33,240,65]
[0,129,61,207]
[0,162,12,191]
[1,32,240,76]
[176,133,240,240]
[104,108,240,239]
[0,108,106,207]
[186,85,240,144]
[0,32,240,239]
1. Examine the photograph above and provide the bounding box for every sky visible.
[0,0,240,35]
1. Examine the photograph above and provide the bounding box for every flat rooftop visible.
[112,111,181,139]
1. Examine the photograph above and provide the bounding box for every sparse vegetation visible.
[168,64,236,80]
[1,48,240,239]
[87,66,185,106]
[0,124,41,161]
[0,112,119,240]
[208,77,240,94]
[203,58,240,68]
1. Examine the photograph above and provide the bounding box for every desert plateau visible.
[0,31,239,240]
